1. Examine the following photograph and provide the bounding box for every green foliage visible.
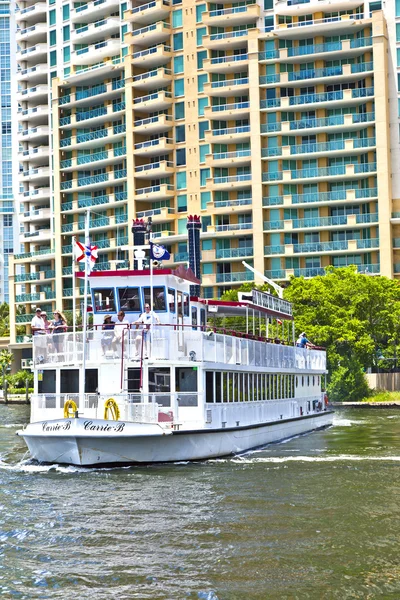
[6,370,34,389]
[284,266,400,401]
[360,390,400,403]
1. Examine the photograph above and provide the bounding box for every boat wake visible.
[230,454,400,464]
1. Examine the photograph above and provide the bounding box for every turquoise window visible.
[50,50,57,67]
[177,194,187,212]
[176,172,187,190]
[397,23,400,42]
[203,287,214,298]
[122,46,128,57]
[172,9,182,27]
[198,97,208,116]
[200,168,210,186]
[199,121,208,140]
[201,191,211,209]
[175,102,185,120]
[62,4,69,20]
[202,239,212,250]
[202,263,213,275]
[176,124,185,142]
[63,25,70,42]
[173,32,183,51]
[199,144,209,164]
[174,78,184,97]
[64,67,70,77]
[197,50,207,69]
[397,48,400,67]
[196,27,206,46]
[63,46,70,62]
[50,30,56,46]
[121,24,128,36]
[397,0,400,16]
[198,73,207,92]
[398,98,400,117]
[174,55,184,73]
[264,0,273,7]
[178,218,186,234]
[49,9,56,25]
[196,4,206,22]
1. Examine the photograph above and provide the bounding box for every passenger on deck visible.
[112,310,130,358]
[101,314,115,356]
[134,304,160,358]
[51,310,67,355]
[296,332,312,348]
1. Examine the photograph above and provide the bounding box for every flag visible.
[74,238,98,272]
[150,241,170,261]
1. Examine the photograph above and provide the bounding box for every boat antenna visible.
[242,261,284,299]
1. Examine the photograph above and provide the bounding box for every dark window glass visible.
[149,367,170,406]
[143,287,166,311]
[118,287,141,312]
[61,369,79,393]
[168,288,176,312]
[38,369,56,394]
[93,288,116,313]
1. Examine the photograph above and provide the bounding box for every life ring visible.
[324,393,329,407]
[104,398,120,421]
[64,399,78,419]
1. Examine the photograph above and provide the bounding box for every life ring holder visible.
[64,399,78,419]
[104,398,120,421]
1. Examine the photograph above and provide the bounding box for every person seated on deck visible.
[112,310,130,358]
[296,332,313,348]
[101,314,115,356]
[134,303,160,358]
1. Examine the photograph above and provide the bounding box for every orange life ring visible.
[324,393,329,406]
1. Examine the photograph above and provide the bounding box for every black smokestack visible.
[131,218,147,269]
[187,215,201,297]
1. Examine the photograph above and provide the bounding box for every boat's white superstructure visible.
[17,217,333,465]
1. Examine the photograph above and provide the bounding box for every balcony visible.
[281,37,373,62]
[131,44,172,68]
[209,174,252,191]
[17,105,49,124]
[262,88,374,113]
[129,21,171,47]
[21,187,51,203]
[60,147,127,172]
[134,183,175,201]
[16,23,47,43]
[21,228,52,242]
[262,163,377,185]
[216,246,253,259]
[264,213,379,232]
[17,84,49,103]
[203,4,259,27]
[71,39,121,66]
[20,166,50,183]
[133,90,172,112]
[203,53,248,74]
[134,160,174,179]
[216,271,254,283]
[60,169,127,193]
[260,63,371,88]
[202,28,258,51]
[133,136,174,157]
[71,0,120,23]
[204,100,250,120]
[60,103,125,130]
[205,125,251,144]
[133,114,173,135]
[20,207,51,223]
[71,18,120,44]
[17,43,47,64]
[132,67,172,90]
[19,146,50,164]
[124,0,171,25]
[18,125,49,143]
[275,0,362,16]
[206,149,251,168]
[16,2,47,22]
[261,138,376,161]
[260,112,375,137]
[136,206,175,222]
[60,123,126,150]
[17,63,48,83]
[205,77,249,98]
[271,12,366,38]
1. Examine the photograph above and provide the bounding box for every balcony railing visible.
[216,247,253,259]
[215,222,252,232]
[212,125,250,136]
[213,174,252,184]
[211,101,249,113]
[212,149,251,161]
[211,77,249,89]
[216,271,254,283]
[210,54,248,65]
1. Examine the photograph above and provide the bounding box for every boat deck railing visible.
[32,326,326,371]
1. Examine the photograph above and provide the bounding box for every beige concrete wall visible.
[366,372,400,391]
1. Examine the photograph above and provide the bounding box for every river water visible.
[1,406,400,600]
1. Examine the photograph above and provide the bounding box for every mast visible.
[80,209,90,409]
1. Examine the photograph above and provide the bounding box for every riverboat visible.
[17,217,333,466]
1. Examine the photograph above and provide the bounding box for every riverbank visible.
[332,390,400,408]
[0,395,30,405]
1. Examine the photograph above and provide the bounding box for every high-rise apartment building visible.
[0,0,17,304]
[8,0,400,360]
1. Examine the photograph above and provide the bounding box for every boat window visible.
[143,287,166,311]
[149,367,170,406]
[176,367,198,406]
[168,288,176,312]
[191,307,197,330]
[205,372,214,403]
[85,369,98,393]
[215,371,221,403]
[302,376,304,387]
[38,369,56,394]
[183,293,189,317]
[118,287,141,312]
[200,308,206,331]
[61,369,79,393]
[127,368,141,398]
[295,376,298,388]
[92,288,116,313]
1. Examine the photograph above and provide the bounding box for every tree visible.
[283,266,400,401]
[0,349,13,404]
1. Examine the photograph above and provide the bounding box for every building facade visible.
[8,0,400,354]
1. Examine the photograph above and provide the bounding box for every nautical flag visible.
[150,241,170,261]
[74,238,98,272]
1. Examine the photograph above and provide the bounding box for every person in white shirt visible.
[31,307,46,359]
[112,310,130,358]
[31,307,45,336]
[134,304,160,358]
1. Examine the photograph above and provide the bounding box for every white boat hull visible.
[17,411,333,466]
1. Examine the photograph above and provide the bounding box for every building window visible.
[175,124,185,143]
[197,50,207,69]
[50,30,56,46]
[198,97,208,116]
[176,172,187,190]
[177,194,187,212]
[49,9,56,25]
[196,27,206,46]
[173,32,183,51]
[199,121,209,140]
[172,9,182,27]
[63,25,70,42]
[174,78,184,97]
[62,4,70,20]
[63,46,70,62]
[175,102,185,120]
[198,73,207,93]
[201,191,210,209]
[174,55,184,73]
[196,4,206,22]
[176,148,186,166]
[199,144,209,164]
[200,168,210,187]
[50,50,57,67]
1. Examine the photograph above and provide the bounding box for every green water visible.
[1,406,400,599]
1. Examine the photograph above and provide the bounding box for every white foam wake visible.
[231,454,400,464]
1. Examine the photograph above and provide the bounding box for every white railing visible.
[33,328,326,371]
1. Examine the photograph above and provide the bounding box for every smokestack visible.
[187,215,201,297]
[131,218,147,269]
